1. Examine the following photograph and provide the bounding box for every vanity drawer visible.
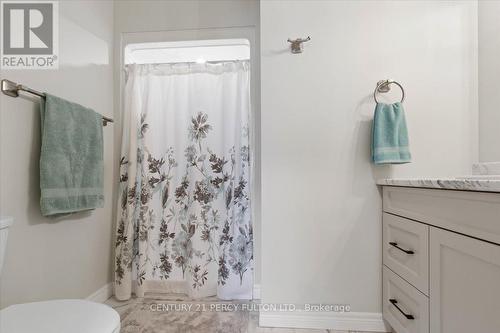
[383,213,429,295]
[383,266,429,333]
[383,186,500,245]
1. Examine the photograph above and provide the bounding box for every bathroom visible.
[0,0,499,332]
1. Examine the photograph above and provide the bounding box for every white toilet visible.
[0,217,120,333]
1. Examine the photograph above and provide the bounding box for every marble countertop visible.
[376,177,500,193]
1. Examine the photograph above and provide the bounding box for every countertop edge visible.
[376,178,500,193]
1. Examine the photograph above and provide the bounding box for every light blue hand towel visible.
[372,102,411,164]
[39,94,104,216]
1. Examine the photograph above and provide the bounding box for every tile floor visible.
[104,294,388,333]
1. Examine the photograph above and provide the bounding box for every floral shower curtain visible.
[114,61,252,300]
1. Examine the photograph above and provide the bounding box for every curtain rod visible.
[1,79,113,126]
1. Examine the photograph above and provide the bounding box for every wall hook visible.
[287,36,311,54]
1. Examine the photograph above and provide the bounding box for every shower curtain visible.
[114,61,252,300]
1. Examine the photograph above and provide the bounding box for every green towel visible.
[372,102,411,164]
[39,94,104,216]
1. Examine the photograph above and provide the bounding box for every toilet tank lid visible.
[0,217,13,229]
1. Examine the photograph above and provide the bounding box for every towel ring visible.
[373,80,405,104]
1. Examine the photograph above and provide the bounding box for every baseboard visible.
[86,283,114,303]
[253,284,261,299]
[259,310,390,332]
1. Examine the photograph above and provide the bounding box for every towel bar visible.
[1,79,113,126]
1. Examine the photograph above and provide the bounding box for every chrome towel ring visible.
[373,79,405,104]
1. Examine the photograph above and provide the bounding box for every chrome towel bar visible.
[1,79,113,126]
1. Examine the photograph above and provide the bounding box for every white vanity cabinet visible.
[381,186,500,333]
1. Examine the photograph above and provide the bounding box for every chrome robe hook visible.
[287,36,311,54]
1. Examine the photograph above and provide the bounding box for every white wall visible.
[113,0,262,282]
[261,0,477,321]
[479,1,500,162]
[0,1,114,308]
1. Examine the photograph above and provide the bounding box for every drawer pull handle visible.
[389,299,415,320]
[389,242,414,254]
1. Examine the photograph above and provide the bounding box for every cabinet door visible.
[430,227,500,333]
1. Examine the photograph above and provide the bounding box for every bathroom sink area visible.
[0,217,13,229]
